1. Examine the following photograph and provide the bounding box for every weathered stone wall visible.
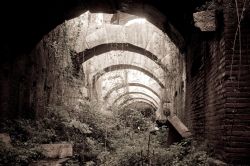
[29,24,86,117]
[0,20,87,119]
[172,54,186,121]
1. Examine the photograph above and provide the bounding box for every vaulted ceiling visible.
[1,0,196,113]
[1,0,203,57]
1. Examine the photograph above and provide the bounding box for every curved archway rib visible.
[106,86,160,106]
[104,83,160,101]
[122,101,157,110]
[122,100,157,111]
[92,64,165,89]
[113,92,159,106]
[74,43,169,73]
[119,97,157,109]
[114,93,158,108]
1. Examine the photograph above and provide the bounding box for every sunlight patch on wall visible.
[125,18,146,26]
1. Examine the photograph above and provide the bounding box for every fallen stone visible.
[167,115,192,138]
[39,143,73,159]
[0,133,12,147]
[193,10,216,31]
[207,157,227,166]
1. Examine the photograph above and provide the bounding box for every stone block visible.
[0,133,12,147]
[193,10,216,31]
[207,157,227,166]
[39,143,73,159]
[167,115,192,138]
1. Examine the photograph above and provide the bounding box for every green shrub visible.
[0,102,210,165]
[0,141,44,166]
[116,108,151,131]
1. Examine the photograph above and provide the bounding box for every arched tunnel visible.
[0,0,250,165]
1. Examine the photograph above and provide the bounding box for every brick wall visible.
[223,0,250,163]
[185,34,207,141]
[185,0,250,164]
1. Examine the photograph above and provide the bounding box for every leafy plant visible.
[0,141,44,166]
[0,102,210,165]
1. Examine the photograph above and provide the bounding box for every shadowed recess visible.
[4,0,190,55]
[104,83,160,100]
[93,64,165,89]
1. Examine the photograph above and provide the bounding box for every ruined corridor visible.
[0,0,250,165]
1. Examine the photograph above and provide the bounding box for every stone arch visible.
[113,92,159,106]
[26,7,186,117]
[92,64,165,89]
[75,43,169,73]
[13,0,188,54]
[119,97,157,109]
[104,83,160,101]
[105,85,160,108]
[95,69,162,100]
[70,15,179,67]
[52,11,181,77]
[122,101,157,111]
[116,94,158,107]
[82,49,169,100]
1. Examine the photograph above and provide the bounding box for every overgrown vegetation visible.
[0,141,44,166]
[0,101,210,165]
